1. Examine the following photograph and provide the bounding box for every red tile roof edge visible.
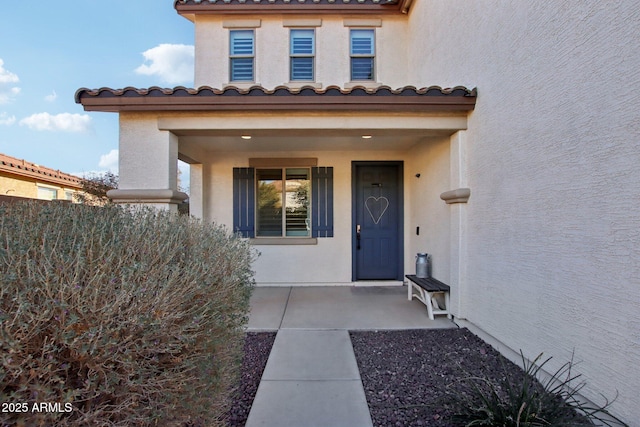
[76,84,477,100]
[0,153,85,189]
[174,0,412,15]
[76,85,477,113]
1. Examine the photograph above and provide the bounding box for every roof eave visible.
[78,97,476,114]
[174,0,413,16]
[76,85,477,114]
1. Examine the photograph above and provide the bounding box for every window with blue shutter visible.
[230,30,255,82]
[290,29,315,81]
[350,29,375,81]
[233,166,333,240]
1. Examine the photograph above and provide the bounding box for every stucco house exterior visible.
[0,152,85,202]
[76,0,639,423]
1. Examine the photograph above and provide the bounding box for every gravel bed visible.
[350,328,533,427]
[226,329,516,427]
[226,332,276,427]
[226,328,591,427]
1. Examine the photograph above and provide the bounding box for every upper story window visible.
[230,30,255,82]
[290,29,315,81]
[350,29,375,81]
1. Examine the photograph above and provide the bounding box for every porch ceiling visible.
[176,127,455,153]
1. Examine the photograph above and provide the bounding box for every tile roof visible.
[175,0,414,15]
[0,153,84,189]
[75,85,477,113]
[177,0,395,3]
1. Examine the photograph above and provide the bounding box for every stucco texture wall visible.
[0,174,38,199]
[194,14,409,89]
[407,1,640,423]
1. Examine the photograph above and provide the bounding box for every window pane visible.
[257,169,283,237]
[291,30,314,55]
[37,186,57,200]
[290,29,314,81]
[285,168,310,237]
[351,57,374,80]
[231,30,254,55]
[231,58,254,81]
[291,57,314,81]
[350,29,374,55]
[230,30,254,81]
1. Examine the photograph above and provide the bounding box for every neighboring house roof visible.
[174,0,415,16]
[0,153,84,190]
[75,85,477,113]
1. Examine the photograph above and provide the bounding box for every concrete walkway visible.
[244,286,455,427]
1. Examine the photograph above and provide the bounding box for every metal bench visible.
[405,274,451,320]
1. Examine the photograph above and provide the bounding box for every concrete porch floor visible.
[244,285,456,427]
[247,285,456,331]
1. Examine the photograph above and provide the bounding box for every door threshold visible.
[353,280,404,287]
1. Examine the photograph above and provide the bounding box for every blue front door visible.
[353,162,403,280]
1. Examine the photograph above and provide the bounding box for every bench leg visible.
[408,281,435,320]
[424,290,435,320]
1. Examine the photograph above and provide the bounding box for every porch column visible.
[441,131,471,320]
[107,114,187,212]
[188,163,204,219]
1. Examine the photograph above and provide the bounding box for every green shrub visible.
[452,351,628,427]
[0,201,256,426]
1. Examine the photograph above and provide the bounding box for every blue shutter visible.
[311,167,333,238]
[233,167,255,238]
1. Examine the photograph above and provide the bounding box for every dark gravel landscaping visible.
[226,328,596,427]
[226,332,277,427]
[350,329,591,427]
[350,328,534,427]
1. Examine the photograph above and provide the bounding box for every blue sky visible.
[0,1,195,178]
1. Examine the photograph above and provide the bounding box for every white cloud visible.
[19,112,92,133]
[0,59,19,84]
[0,58,20,104]
[45,91,57,102]
[0,112,16,126]
[98,149,119,173]
[135,44,194,85]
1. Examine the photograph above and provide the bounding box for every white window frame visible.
[350,29,376,81]
[230,29,255,82]
[37,185,59,201]
[290,29,315,82]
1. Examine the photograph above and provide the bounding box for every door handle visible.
[356,224,361,250]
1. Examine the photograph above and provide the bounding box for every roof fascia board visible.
[77,95,476,114]
[174,1,412,16]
